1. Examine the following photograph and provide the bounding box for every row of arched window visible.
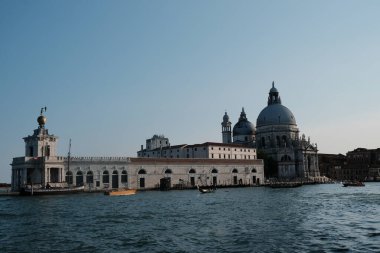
[261,135,290,148]
[138,168,257,174]
[65,170,128,184]
[65,167,259,184]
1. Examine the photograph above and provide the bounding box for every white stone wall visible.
[208,145,256,160]
[24,129,58,157]
[11,156,265,191]
[146,135,170,150]
[138,143,257,160]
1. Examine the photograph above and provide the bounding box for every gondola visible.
[197,185,216,193]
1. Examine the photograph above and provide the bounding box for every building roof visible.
[129,157,263,165]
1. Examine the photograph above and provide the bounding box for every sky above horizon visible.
[1,0,380,182]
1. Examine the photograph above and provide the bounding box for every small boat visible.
[197,185,216,193]
[104,189,137,196]
[342,181,365,187]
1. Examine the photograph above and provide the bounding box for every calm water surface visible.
[0,183,379,253]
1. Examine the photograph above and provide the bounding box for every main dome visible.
[257,104,296,127]
[233,108,255,136]
[256,82,297,127]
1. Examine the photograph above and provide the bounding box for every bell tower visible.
[23,107,58,158]
[221,111,232,143]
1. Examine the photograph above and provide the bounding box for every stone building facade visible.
[11,111,264,192]
[138,136,257,160]
[343,148,380,181]
[318,153,346,179]
[223,83,320,179]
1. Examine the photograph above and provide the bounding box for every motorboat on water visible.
[342,181,365,187]
[104,189,137,196]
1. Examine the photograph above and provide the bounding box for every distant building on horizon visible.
[318,153,347,179]
[318,148,380,181]
[344,148,380,181]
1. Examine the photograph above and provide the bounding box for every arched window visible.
[261,137,265,148]
[112,170,118,175]
[281,155,292,162]
[86,171,93,184]
[212,168,218,174]
[232,168,238,173]
[189,169,196,174]
[121,170,128,183]
[138,169,146,174]
[66,171,73,184]
[251,168,257,173]
[103,170,109,184]
[276,136,281,147]
[165,169,172,174]
[282,135,287,146]
[76,171,83,186]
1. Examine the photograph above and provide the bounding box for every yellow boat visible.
[104,189,137,196]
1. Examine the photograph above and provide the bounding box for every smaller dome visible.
[37,115,47,127]
[233,121,255,136]
[233,108,255,136]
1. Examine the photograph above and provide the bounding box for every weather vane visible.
[40,106,47,115]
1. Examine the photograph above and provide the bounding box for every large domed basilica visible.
[222,82,320,179]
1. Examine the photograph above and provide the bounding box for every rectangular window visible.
[121,174,128,183]
[139,178,145,188]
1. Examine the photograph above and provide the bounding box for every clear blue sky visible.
[1,0,380,182]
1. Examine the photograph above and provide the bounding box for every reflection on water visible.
[0,183,379,252]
